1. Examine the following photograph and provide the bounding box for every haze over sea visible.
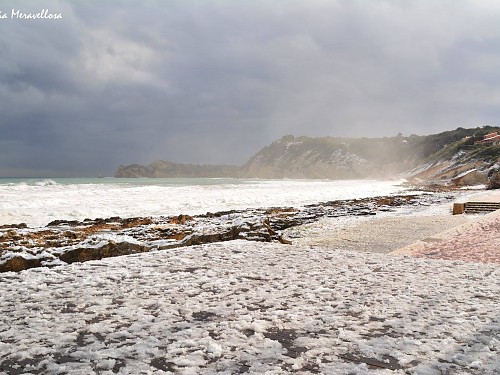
[0,178,406,227]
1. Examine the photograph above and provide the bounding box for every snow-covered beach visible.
[0,179,499,374]
[1,241,498,374]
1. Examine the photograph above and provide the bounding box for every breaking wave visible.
[34,179,58,186]
[4,179,58,187]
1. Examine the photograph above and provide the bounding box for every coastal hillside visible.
[116,126,500,183]
[240,135,414,179]
[240,127,500,180]
[240,136,383,179]
[406,129,500,186]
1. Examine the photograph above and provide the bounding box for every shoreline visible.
[0,178,406,228]
[0,188,489,272]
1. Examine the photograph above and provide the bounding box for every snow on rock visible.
[328,149,372,168]
[3,192,460,273]
[0,240,498,374]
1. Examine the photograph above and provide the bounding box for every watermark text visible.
[0,9,63,20]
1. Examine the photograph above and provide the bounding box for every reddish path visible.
[394,212,500,264]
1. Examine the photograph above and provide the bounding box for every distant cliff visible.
[240,135,408,179]
[115,160,239,178]
[116,126,500,184]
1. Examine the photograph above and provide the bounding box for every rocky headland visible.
[115,160,239,178]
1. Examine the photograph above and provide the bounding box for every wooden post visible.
[453,203,465,215]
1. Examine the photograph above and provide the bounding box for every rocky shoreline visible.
[0,191,462,273]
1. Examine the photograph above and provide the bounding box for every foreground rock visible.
[0,193,459,272]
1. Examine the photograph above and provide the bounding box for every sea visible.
[0,177,408,227]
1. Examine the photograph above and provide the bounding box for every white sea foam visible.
[0,178,407,227]
[34,179,58,186]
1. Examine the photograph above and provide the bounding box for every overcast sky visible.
[2,0,500,176]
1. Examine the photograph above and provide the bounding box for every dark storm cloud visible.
[2,0,500,176]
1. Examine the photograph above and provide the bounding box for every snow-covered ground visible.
[1,241,498,374]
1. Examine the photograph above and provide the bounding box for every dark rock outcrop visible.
[488,170,500,189]
[58,241,149,264]
[0,256,43,273]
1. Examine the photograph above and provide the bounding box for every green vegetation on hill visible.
[417,126,500,161]
[466,145,500,161]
